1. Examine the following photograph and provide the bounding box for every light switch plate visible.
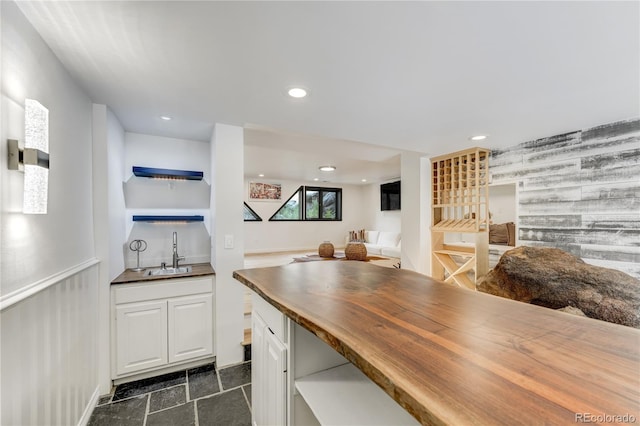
[224,234,234,249]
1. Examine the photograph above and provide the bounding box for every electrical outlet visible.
[224,234,234,249]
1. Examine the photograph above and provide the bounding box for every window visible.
[270,186,342,221]
[243,202,262,221]
[270,186,303,220]
[304,186,341,220]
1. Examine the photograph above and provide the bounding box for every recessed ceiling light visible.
[160,115,172,121]
[470,135,487,141]
[288,87,308,98]
[258,174,264,177]
[361,179,367,182]
[319,165,336,172]
[313,178,319,181]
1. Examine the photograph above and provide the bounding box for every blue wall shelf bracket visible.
[132,166,203,180]
[133,215,204,222]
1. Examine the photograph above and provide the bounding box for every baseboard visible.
[113,356,216,386]
[77,386,100,426]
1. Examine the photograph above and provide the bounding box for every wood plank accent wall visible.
[0,263,100,426]
[490,118,640,278]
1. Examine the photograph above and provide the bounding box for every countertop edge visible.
[112,263,215,285]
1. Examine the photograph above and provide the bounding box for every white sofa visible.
[358,230,401,258]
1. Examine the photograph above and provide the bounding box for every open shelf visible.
[132,166,203,180]
[294,363,418,426]
[132,215,204,222]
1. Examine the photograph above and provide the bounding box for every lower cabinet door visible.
[252,313,267,426]
[252,311,287,426]
[116,300,168,375]
[263,329,287,426]
[168,294,214,363]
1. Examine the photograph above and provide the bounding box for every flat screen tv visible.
[380,181,401,211]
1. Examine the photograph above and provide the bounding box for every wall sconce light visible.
[7,99,50,214]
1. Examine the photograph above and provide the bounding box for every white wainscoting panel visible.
[1,262,100,426]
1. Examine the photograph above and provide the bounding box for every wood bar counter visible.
[234,261,640,425]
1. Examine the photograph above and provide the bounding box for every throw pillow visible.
[489,223,509,245]
[365,230,380,244]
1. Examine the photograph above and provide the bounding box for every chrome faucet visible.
[172,231,185,268]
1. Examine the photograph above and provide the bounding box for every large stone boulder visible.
[477,246,640,328]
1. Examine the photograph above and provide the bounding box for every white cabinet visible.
[251,294,287,426]
[263,329,287,425]
[116,300,168,375]
[168,294,213,363]
[251,313,267,426]
[249,291,419,426]
[112,276,214,380]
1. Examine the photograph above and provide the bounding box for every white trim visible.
[0,258,100,311]
[112,356,216,386]
[77,385,100,426]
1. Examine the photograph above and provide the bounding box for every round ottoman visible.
[345,242,367,261]
[318,241,335,258]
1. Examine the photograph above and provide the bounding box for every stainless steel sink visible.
[144,266,192,277]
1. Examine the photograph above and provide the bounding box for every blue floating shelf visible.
[133,166,203,181]
[133,215,204,222]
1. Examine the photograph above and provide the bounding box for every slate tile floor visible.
[89,361,251,426]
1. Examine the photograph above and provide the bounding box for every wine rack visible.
[430,147,490,289]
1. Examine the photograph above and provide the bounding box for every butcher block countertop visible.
[111,263,215,285]
[233,261,640,425]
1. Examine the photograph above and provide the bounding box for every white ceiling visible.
[244,125,402,184]
[15,1,640,184]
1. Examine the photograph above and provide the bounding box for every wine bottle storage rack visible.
[431,147,490,232]
[430,147,490,289]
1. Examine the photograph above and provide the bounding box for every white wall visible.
[92,104,127,394]
[361,181,402,233]
[1,2,100,424]
[244,179,367,253]
[107,110,126,280]
[92,105,127,279]
[489,183,517,224]
[124,132,212,177]
[1,1,95,296]
[123,132,211,268]
[400,153,430,274]
[211,124,244,367]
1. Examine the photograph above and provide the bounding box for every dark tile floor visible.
[89,361,251,426]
